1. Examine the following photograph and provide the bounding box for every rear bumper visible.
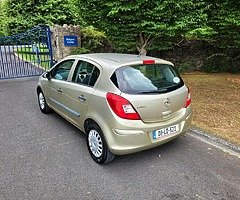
[107,110,192,155]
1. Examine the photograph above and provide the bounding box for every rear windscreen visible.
[111,64,184,94]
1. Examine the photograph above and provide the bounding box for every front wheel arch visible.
[36,86,42,94]
[37,87,52,114]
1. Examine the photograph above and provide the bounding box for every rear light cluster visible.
[106,93,140,120]
[184,88,191,108]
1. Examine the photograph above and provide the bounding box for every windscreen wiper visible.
[139,89,168,94]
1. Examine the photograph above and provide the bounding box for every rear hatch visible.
[111,62,188,123]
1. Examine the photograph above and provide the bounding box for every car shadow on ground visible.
[48,110,186,167]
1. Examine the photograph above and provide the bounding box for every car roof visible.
[66,53,173,69]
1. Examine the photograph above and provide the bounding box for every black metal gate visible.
[0,25,54,79]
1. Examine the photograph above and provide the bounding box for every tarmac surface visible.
[0,77,239,200]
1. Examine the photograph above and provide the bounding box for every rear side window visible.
[111,64,184,94]
[72,60,100,87]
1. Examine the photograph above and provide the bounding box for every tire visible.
[86,123,115,164]
[37,90,52,114]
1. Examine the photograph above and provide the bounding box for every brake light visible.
[106,93,140,120]
[184,88,191,108]
[143,60,155,65]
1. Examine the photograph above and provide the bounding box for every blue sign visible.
[64,36,78,47]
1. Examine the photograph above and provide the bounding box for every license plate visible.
[153,125,179,140]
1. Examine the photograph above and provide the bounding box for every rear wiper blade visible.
[139,89,168,94]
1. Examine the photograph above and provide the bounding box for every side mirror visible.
[45,72,51,80]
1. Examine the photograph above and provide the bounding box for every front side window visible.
[111,64,184,94]
[72,60,100,86]
[51,60,75,81]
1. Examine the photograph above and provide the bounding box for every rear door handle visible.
[78,95,86,102]
[57,88,62,93]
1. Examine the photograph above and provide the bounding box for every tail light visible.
[184,88,191,108]
[106,93,140,120]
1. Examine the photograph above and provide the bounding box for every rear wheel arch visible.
[84,118,97,134]
[84,118,108,138]
[84,117,113,146]
[84,118,105,135]
[84,118,115,164]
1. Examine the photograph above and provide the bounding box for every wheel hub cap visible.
[39,93,45,110]
[88,130,103,158]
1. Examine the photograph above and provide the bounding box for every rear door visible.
[60,59,101,129]
[115,63,188,123]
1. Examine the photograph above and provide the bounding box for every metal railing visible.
[0,25,54,79]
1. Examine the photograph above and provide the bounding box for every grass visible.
[15,45,51,70]
[182,72,240,145]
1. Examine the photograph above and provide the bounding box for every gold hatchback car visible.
[37,53,192,164]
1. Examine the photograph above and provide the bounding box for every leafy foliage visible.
[200,0,240,73]
[72,26,113,54]
[205,0,240,49]
[77,0,240,73]
[5,0,79,35]
[1,0,240,72]
[203,54,240,73]
[78,0,211,54]
[0,0,8,36]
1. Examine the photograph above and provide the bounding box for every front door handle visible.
[57,88,62,93]
[78,95,86,102]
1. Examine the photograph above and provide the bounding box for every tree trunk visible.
[137,46,147,56]
[136,32,149,56]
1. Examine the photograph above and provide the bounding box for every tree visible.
[78,0,211,55]
[5,0,79,35]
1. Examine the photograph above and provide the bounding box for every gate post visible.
[46,26,54,67]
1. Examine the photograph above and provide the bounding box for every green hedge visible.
[203,54,240,73]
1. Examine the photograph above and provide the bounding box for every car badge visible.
[164,98,171,107]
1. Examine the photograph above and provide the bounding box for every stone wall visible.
[51,24,81,61]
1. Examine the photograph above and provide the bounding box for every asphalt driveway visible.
[0,78,239,200]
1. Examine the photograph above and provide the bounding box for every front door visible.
[45,59,75,116]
